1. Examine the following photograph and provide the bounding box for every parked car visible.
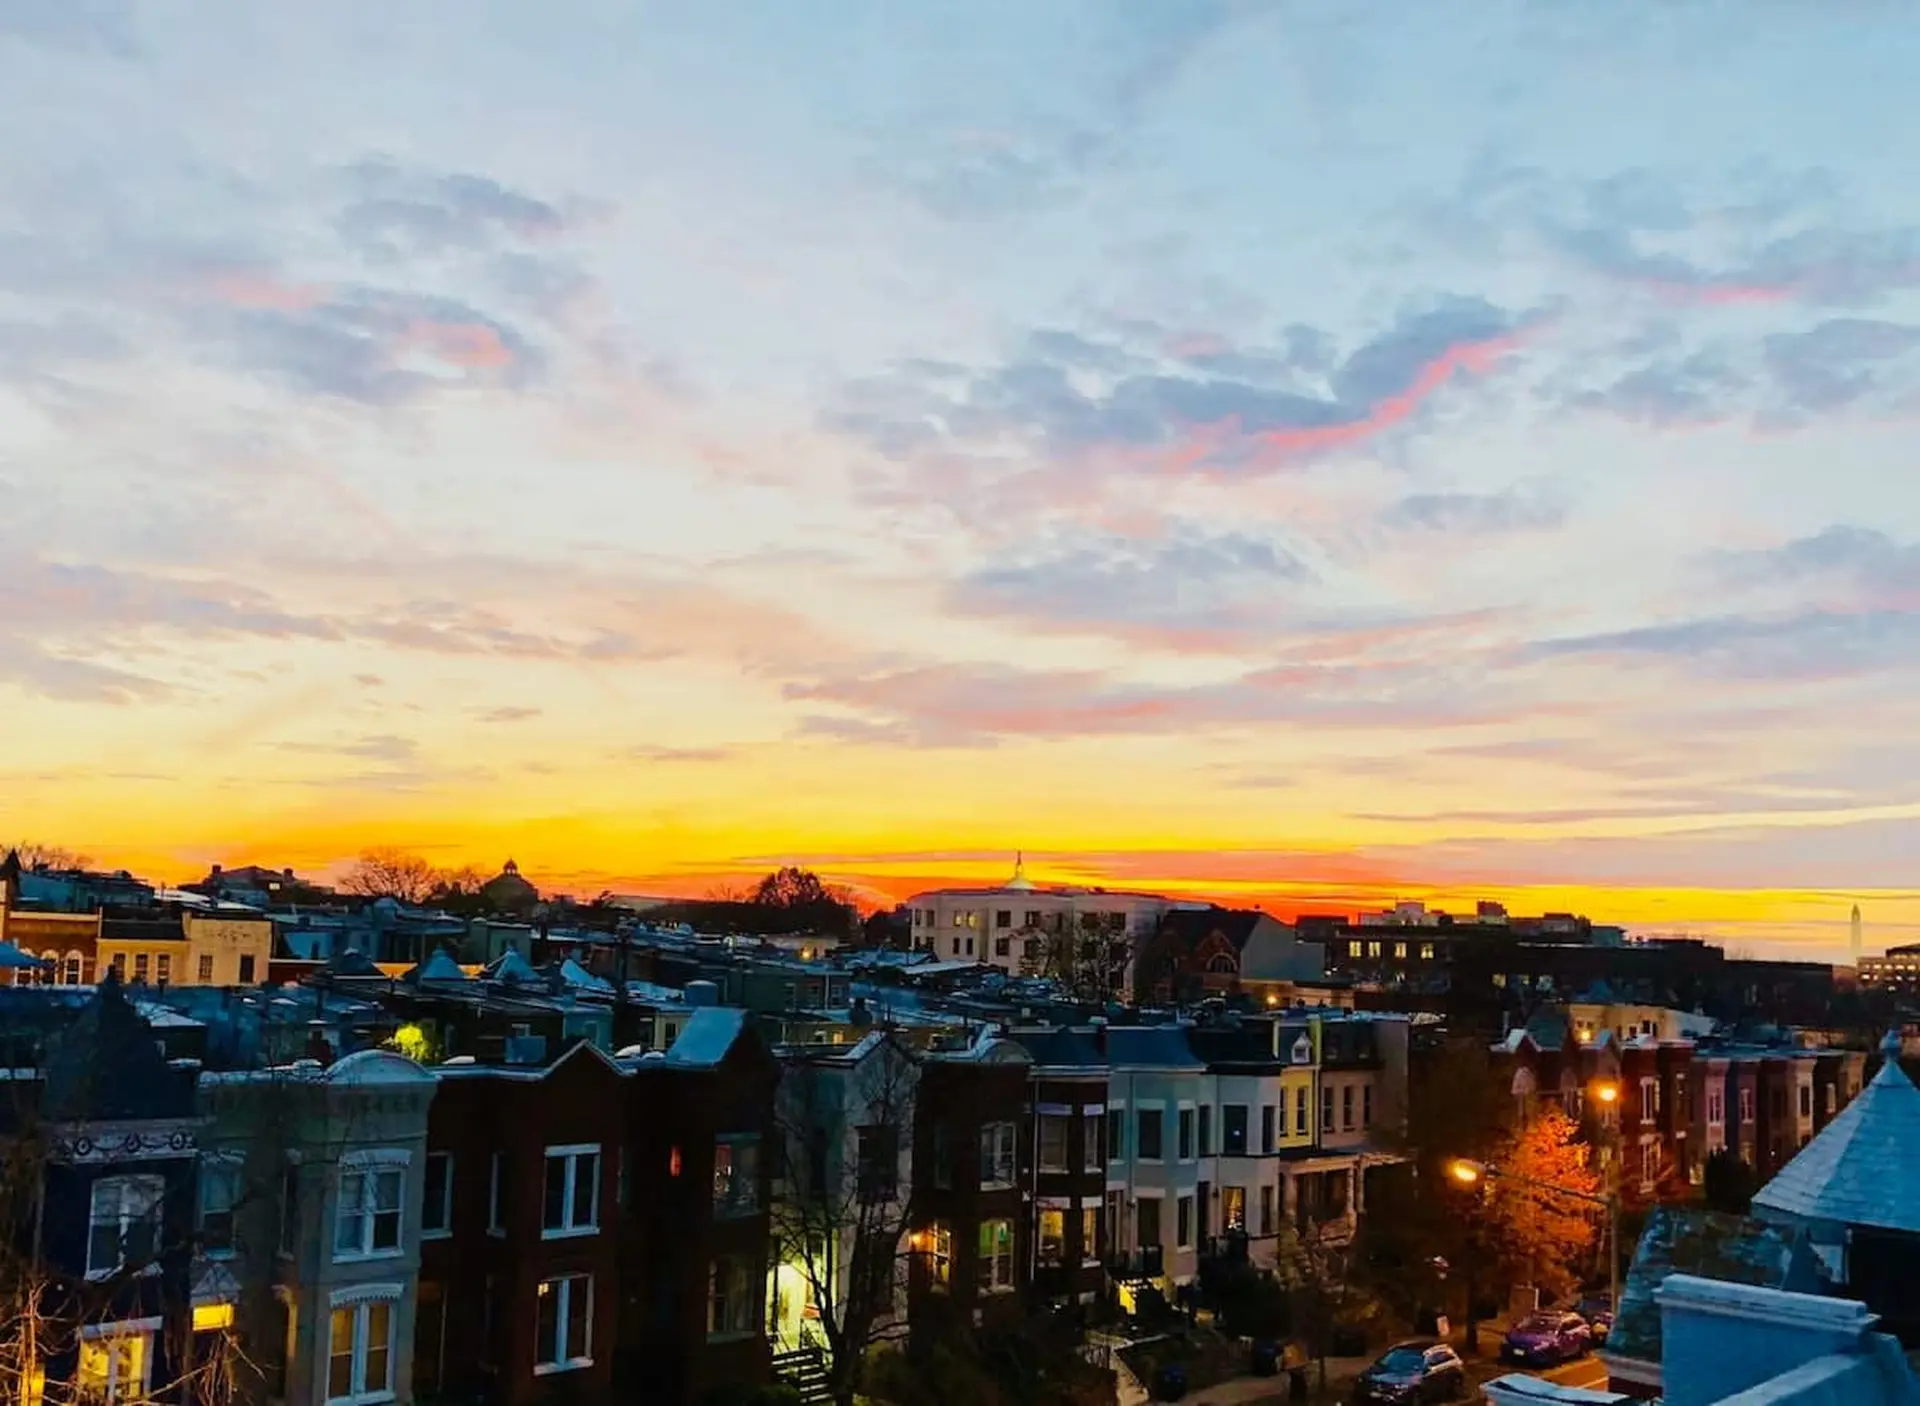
[1576,1296,1615,1344]
[1351,1340,1468,1403]
[1502,1310,1593,1366]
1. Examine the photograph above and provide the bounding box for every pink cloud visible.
[404,319,516,370]
[203,270,330,312]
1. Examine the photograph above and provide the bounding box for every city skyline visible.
[5,4,1920,960]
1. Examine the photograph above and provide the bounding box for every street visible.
[1163,1349,1615,1404]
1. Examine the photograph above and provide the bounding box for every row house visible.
[1497,1010,1868,1201]
[1025,1038,1110,1306]
[4,977,204,1404]
[423,1007,778,1406]
[1010,1014,1412,1303]
[907,1032,1034,1327]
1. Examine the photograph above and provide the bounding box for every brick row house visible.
[1495,1009,1868,1201]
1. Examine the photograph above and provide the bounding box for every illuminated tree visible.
[1482,1107,1602,1299]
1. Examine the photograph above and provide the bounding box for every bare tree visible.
[339,847,440,905]
[2,843,92,872]
[770,1033,921,1406]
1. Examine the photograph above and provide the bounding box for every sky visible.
[3,1,1920,959]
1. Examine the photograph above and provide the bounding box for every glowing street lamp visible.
[1594,1082,1619,1105]
[1448,1158,1485,1185]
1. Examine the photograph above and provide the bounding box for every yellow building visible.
[183,910,274,986]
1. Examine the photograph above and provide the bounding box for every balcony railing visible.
[1106,1245,1164,1281]
[1201,1230,1249,1265]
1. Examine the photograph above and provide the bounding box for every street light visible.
[1446,1155,1620,1326]
[1594,1082,1619,1105]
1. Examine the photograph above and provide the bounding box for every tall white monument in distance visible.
[1851,903,1864,964]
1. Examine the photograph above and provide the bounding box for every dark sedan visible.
[1502,1310,1593,1366]
[1352,1341,1468,1403]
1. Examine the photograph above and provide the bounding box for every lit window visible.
[133,953,149,982]
[88,1176,164,1278]
[1081,1205,1099,1261]
[78,1333,151,1403]
[327,1298,393,1403]
[536,1273,593,1373]
[335,1158,405,1259]
[1039,1208,1065,1265]
[977,1219,1014,1292]
[542,1145,600,1238]
[712,1137,761,1216]
[924,1221,953,1288]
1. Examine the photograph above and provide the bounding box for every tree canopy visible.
[338,846,441,904]
[1480,1107,1603,1299]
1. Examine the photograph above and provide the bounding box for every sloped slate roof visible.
[662,1007,748,1068]
[1752,1037,1920,1236]
[1607,1207,1825,1366]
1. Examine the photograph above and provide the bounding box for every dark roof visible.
[43,975,197,1122]
[1606,1207,1825,1366]
[1008,1024,1200,1070]
[1752,1034,1920,1235]
[1156,906,1266,951]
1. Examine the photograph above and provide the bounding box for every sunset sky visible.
[4,3,1920,958]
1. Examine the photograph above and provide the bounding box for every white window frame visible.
[88,1175,165,1280]
[1176,1102,1196,1162]
[1038,1114,1070,1173]
[77,1320,160,1404]
[542,1144,600,1239]
[335,1150,407,1262]
[978,1121,1016,1188]
[326,1287,400,1405]
[1135,1103,1166,1164]
[421,1151,454,1240]
[534,1272,594,1375]
[978,1218,1015,1293]
[707,1256,755,1338]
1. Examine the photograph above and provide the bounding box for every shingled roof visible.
[1752,1032,1920,1237]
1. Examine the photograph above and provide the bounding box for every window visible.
[1137,1196,1161,1249]
[1707,1088,1725,1124]
[1321,1083,1335,1133]
[279,1162,301,1255]
[1739,1086,1755,1122]
[1420,942,1436,960]
[713,1137,761,1215]
[1259,1184,1275,1235]
[995,910,1011,928]
[1137,1109,1164,1161]
[88,1175,163,1278]
[536,1273,593,1372]
[197,953,215,982]
[1222,1186,1246,1232]
[327,1298,393,1404]
[200,1156,241,1257]
[708,1257,754,1337]
[1340,1084,1354,1130]
[542,1145,599,1237]
[487,1153,505,1233]
[238,954,256,983]
[978,1219,1014,1292]
[1261,1105,1276,1153]
[422,1153,453,1237]
[953,912,966,928]
[1038,1208,1064,1265]
[994,935,1010,957]
[1038,1115,1069,1172]
[1024,910,1041,928]
[1221,1104,1247,1155]
[979,1122,1015,1186]
[1177,1108,1194,1160]
[856,1126,897,1200]
[415,1282,446,1395]
[1176,1195,1193,1248]
[66,953,83,984]
[1082,1112,1103,1171]
[111,951,127,978]
[1105,1108,1123,1162]
[336,1158,404,1259]
[156,953,171,984]
[78,1333,151,1403]
[925,1222,953,1288]
[1197,1105,1211,1157]
[1081,1205,1099,1261]
[1293,1087,1307,1136]
[134,953,149,983]
[1798,1085,1812,1118]
[1362,1085,1373,1128]
[1825,1085,1837,1115]
[1640,1078,1658,1124]
[932,1123,954,1189]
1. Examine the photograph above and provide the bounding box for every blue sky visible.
[4,1,1919,955]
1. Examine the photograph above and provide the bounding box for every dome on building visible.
[479,858,539,912]
[1005,851,1035,892]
